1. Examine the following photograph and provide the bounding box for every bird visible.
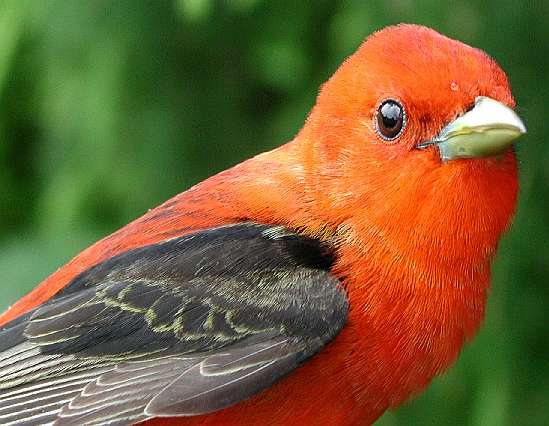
[0,24,526,426]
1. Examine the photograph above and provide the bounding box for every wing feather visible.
[0,223,348,425]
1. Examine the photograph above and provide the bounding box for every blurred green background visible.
[0,1,547,425]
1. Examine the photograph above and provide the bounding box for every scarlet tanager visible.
[0,24,526,425]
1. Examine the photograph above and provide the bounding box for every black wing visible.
[0,223,348,425]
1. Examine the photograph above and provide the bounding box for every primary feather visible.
[0,224,347,425]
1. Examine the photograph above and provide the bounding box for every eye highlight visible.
[375,99,406,141]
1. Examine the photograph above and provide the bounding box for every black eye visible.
[375,99,406,141]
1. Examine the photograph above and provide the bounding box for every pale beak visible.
[417,96,526,161]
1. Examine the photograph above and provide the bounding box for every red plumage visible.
[0,24,522,425]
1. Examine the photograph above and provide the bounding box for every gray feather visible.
[0,223,348,425]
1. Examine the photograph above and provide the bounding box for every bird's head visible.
[299,24,525,264]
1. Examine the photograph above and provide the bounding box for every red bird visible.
[0,24,526,425]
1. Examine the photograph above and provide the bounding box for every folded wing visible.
[0,223,348,425]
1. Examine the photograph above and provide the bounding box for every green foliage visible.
[0,1,547,425]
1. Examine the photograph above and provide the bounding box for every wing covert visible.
[0,223,348,425]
